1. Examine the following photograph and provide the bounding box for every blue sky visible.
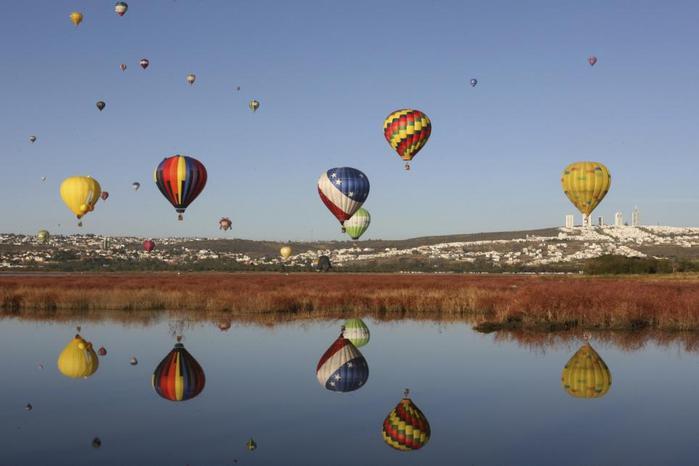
[2,0,698,240]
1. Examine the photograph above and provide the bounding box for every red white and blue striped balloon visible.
[317,167,370,227]
[316,334,369,392]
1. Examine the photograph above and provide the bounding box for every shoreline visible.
[1,272,699,331]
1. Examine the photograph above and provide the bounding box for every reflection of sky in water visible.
[2,318,699,465]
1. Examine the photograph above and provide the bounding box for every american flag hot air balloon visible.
[317,167,369,233]
[316,332,369,392]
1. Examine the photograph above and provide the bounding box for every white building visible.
[565,215,574,228]
[631,207,640,227]
[614,212,623,227]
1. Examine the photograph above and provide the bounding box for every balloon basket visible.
[404,163,411,171]
[177,214,183,221]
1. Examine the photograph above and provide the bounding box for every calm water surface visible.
[2,316,699,465]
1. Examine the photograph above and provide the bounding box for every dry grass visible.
[1,272,699,331]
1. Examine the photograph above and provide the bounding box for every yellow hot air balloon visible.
[57,335,99,378]
[561,342,611,399]
[280,246,292,259]
[561,162,611,226]
[60,176,101,222]
[69,11,83,27]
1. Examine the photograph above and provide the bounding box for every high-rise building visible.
[598,216,604,226]
[614,212,623,227]
[565,215,574,228]
[631,206,640,227]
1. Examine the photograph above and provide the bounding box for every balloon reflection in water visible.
[342,318,370,347]
[561,342,612,399]
[316,332,368,392]
[57,334,99,379]
[382,389,431,451]
[152,342,206,401]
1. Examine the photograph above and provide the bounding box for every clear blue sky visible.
[2,0,698,240]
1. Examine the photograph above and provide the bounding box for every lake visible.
[2,315,698,465]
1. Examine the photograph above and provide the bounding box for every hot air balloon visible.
[152,342,206,401]
[154,155,207,220]
[382,389,431,451]
[60,176,101,224]
[69,11,83,27]
[132,182,140,191]
[98,347,107,356]
[218,321,232,331]
[588,56,598,66]
[37,230,49,244]
[316,332,369,392]
[219,217,232,231]
[143,240,155,252]
[383,109,431,170]
[139,58,149,69]
[561,342,611,399]
[29,135,37,143]
[249,99,260,112]
[114,2,128,16]
[317,167,370,232]
[344,208,370,240]
[561,162,611,226]
[186,73,196,85]
[342,318,370,348]
[280,246,292,260]
[41,176,47,182]
[120,63,127,72]
[246,438,257,451]
[57,334,99,379]
[317,255,331,272]
[236,86,241,91]
[470,78,478,87]
[101,191,109,201]
[96,101,106,111]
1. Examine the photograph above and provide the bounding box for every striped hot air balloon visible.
[152,342,206,402]
[317,167,369,232]
[344,208,371,240]
[383,109,431,170]
[154,155,207,220]
[561,342,611,399]
[382,390,431,451]
[561,161,611,226]
[316,333,369,392]
[342,318,370,347]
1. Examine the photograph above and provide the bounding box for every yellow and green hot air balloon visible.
[344,208,371,240]
[342,318,370,347]
[382,389,431,451]
[561,342,611,399]
[561,162,611,227]
[69,11,83,27]
[280,246,292,260]
[37,230,49,244]
[60,176,101,225]
[57,335,99,379]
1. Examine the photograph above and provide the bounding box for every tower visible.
[565,215,574,228]
[614,212,623,227]
[631,207,640,227]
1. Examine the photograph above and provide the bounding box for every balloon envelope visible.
[317,167,370,227]
[37,230,49,243]
[588,55,598,66]
[561,161,611,217]
[154,155,207,220]
[280,246,292,259]
[383,109,431,168]
[96,101,106,111]
[561,343,611,398]
[57,335,99,378]
[342,319,370,347]
[143,240,155,252]
[114,2,128,16]
[249,99,260,112]
[316,334,369,392]
[132,182,140,191]
[219,217,232,231]
[101,191,109,201]
[470,78,478,87]
[29,135,37,143]
[344,208,370,240]
[60,176,101,219]
[69,11,83,26]
[139,58,149,69]
[120,64,127,71]
[382,393,431,451]
[186,73,196,85]
[152,343,205,401]
[317,255,331,272]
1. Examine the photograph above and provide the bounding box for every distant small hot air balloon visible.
[280,246,292,259]
[249,99,260,112]
[561,161,611,226]
[236,86,241,91]
[186,73,196,85]
[29,135,37,143]
[101,191,109,201]
[152,342,206,402]
[382,389,431,451]
[92,437,102,449]
[344,208,370,240]
[139,58,149,69]
[219,217,232,231]
[154,155,207,220]
[143,240,155,252]
[37,230,49,244]
[132,182,140,191]
[96,101,106,111]
[69,11,83,27]
[129,356,138,366]
[470,78,478,87]
[120,63,127,72]
[57,334,99,379]
[60,176,101,224]
[98,347,107,356]
[561,342,611,399]
[317,167,370,232]
[41,176,47,182]
[317,255,331,272]
[343,318,370,347]
[246,438,257,451]
[384,109,431,170]
[588,55,598,66]
[316,332,369,392]
[114,2,128,16]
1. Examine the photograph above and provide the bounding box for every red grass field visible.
[1,272,699,331]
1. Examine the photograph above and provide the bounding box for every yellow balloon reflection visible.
[561,343,611,399]
[57,334,99,379]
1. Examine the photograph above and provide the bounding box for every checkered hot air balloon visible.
[154,155,207,220]
[316,332,369,392]
[383,109,431,170]
[382,389,431,451]
[317,167,369,233]
[152,342,205,402]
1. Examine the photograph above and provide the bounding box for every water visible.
[2,316,699,465]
